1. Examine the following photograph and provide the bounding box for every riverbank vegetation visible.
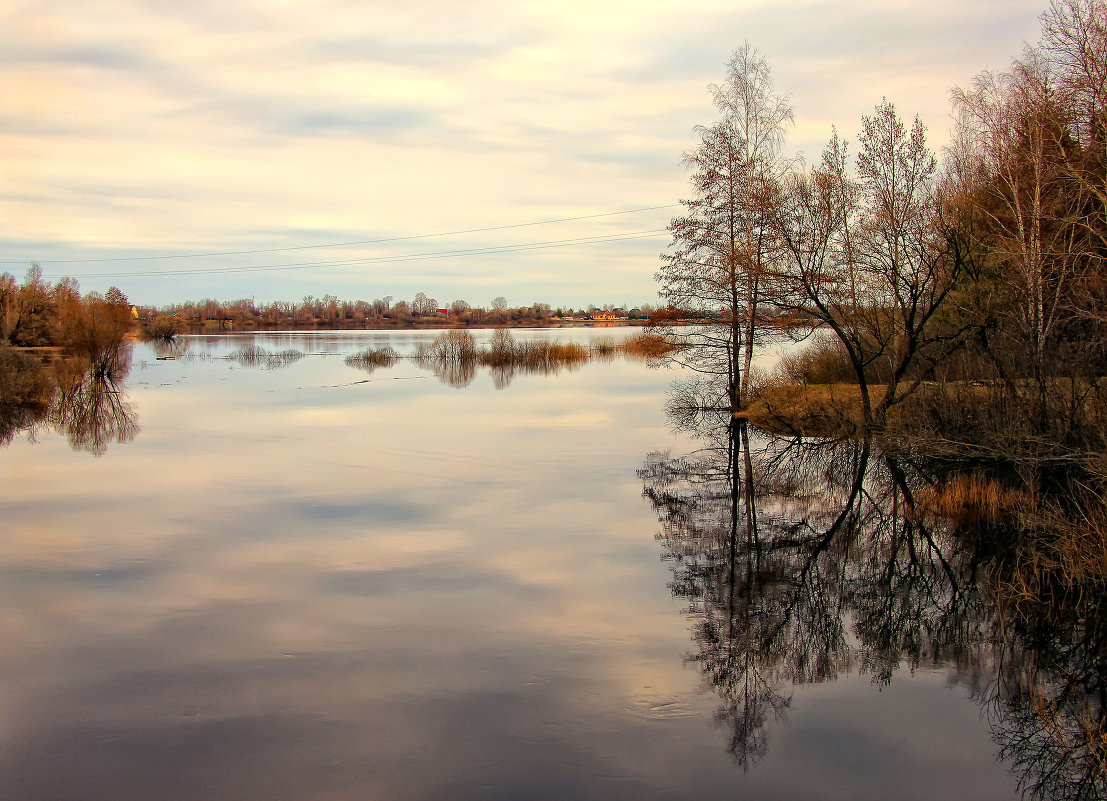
[656,6,1107,783]
[1,266,137,449]
[660,0,1107,486]
[660,0,1106,443]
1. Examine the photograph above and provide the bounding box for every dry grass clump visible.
[491,340,589,370]
[737,382,867,437]
[477,333,589,370]
[590,337,617,358]
[618,331,677,361]
[1021,504,1107,591]
[918,473,1027,528]
[345,346,399,369]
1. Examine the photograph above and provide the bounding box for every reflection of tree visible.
[51,370,139,456]
[422,355,478,388]
[2,344,139,456]
[981,511,1107,801]
[988,654,1107,801]
[152,337,190,360]
[641,420,868,766]
[0,347,56,445]
[641,404,1105,798]
[50,347,139,456]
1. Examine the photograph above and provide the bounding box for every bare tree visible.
[772,106,966,429]
[951,54,1078,396]
[1041,0,1107,251]
[853,100,966,423]
[658,42,793,410]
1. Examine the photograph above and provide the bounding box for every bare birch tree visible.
[951,54,1077,395]
[658,42,793,410]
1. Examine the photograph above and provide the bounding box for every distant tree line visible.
[136,293,658,334]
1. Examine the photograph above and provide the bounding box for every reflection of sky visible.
[0,329,1018,799]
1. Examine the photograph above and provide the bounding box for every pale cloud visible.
[0,0,1046,306]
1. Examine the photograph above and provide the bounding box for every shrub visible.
[777,336,856,385]
[619,331,677,361]
[345,347,399,369]
[418,330,477,361]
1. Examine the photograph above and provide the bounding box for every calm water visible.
[1,329,1025,800]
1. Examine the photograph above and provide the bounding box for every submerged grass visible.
[228,345,304,369]
[345,347,400,369]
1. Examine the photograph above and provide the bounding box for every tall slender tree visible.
[658,43,793,410]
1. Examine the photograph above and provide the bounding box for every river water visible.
[0,328,1029,800]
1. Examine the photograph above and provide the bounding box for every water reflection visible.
[151,337,191,360]
[640,412,1106,799]
[1,344,138,456]
[0,349,56,446]
[52,368,140,456]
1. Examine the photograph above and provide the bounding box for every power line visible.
[10,204,679,266]
[48,229,670,280]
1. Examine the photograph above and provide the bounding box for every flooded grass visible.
[344,346,400,370]
[227,344,305,369]
[918,473,1028,528]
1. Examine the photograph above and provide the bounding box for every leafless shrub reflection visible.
[641,406,1106,797]
[0,346,56,445]
[51,368,139,456]
[152,338,190,360]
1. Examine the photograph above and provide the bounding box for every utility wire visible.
[10,204,679,266]
[54,229,670,279]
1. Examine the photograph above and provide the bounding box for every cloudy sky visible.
[2,0,1047,308]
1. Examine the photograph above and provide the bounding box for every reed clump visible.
[918,473,1028,528]
[345,346,399,369]
[618,331,678,361]
[590,337,617,358]
[492,340,590,370]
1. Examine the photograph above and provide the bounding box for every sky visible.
[2,0,1048,309]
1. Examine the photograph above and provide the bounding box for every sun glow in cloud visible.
[1,0,1046,306]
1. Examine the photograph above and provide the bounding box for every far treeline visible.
[659,0,1107,448]
[132,295,659,336]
